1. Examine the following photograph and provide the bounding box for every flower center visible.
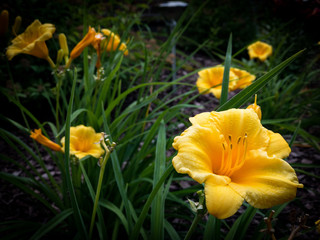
[216,134,248,177]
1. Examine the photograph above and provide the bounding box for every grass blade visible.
[218,49,305,111]
[151,120,166,240]
[30,209,73,240]
[220,33,232,106]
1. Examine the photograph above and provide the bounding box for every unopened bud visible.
[56,49,64,65]
[0,10,9,36]
[12,16,22,36]
[247,94,262,120]
[59,33,69,56]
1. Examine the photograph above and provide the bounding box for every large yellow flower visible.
[172,108,303,219]
[196,66,255,99]
[247,41,272,62]
[61,125,104,159]
[6,20,55,61]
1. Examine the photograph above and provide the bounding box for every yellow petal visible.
[205,176,244,219]
[172,124,224,183]
[210,109,269,151]
[230,150,303,208]
[266,130,291,158]
[230,68,256,90]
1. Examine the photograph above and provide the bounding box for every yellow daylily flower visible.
[196,66,255,99]
[172,107,303,219]
[6,20,56,67]
[30,129,62,152]
[101,28,129,55]
[60,125,104,159]
[0,10,9,36]
[247,41,273,62]
[230,68,256,90]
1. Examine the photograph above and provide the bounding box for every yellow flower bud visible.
[56,49,64,65]
[0,10,9,36]
[58,33,69,56]
[247,94,262,120]
[12,16,22,36]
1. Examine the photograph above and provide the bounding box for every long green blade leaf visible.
[218,49,305,111]
[220,33,232,106]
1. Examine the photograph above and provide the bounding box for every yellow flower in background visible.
[30,129,62,152]
[6,20,55,63]
[196,66,255,99]
[230,68,256,90]
[101,28,129,55]
[69,26,96,60]
[0,10,9,36]
[61,125,104,159]
[247,41,272,61]
[172,107,303,219]
[196,66,238,99]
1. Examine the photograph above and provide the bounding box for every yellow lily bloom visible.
[101,28,129,55]
[30,129,62,152]
[247,41,272,62]
[6,20,55,65]
[230,68,256,90]
[60,125,104,159]
[172,107,303,219]
[196,66,255,99]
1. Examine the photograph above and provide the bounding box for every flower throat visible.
[216,134,248,177]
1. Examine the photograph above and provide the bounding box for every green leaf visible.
[30,209,73,240]
[130,165,174,240]
[151,120,166,240]
[218,49,305,111]
[64,69,88,239]
[220,33,232,106]
[225,206,257,240]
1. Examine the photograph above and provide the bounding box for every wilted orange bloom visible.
[30,129,61,152]
[172,105,303,219]
[247,41,272,61]
[69,26,96,60]
[196,66,255,99]
[60,125,104,159]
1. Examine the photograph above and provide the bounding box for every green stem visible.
[55,75,63,131]
[184,213,203,240]
[89,150,110,239]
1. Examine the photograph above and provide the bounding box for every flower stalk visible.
[89,134,116,239]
